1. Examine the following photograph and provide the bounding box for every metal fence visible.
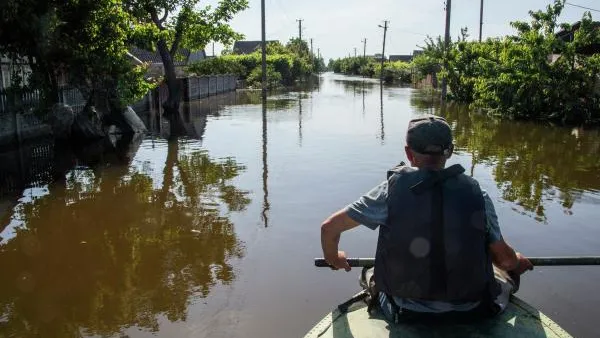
[0,86,87,115]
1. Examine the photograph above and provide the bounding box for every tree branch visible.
[170,28,183,57]
[169,6,189,56]
[149,8,164,30]
[159,8,169,24]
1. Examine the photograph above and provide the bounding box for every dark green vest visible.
[374,164,496,302]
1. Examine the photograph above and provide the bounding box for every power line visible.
[565,2,600,13]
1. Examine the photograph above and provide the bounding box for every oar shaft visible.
[314,256,600,268]
[529,257,600,266]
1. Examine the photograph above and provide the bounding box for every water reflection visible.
[332,78,379,95]
[411,91,600,222]
[379,84,385,144]
[261,98,270,228]
[0,137,250,336]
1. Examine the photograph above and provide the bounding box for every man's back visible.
[375,164,495,303]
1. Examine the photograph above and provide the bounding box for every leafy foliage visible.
[412,0,600,125]
[187,40,325,88]
[0,0,154,110]
[122,0,248,116]
[328,56,412,84]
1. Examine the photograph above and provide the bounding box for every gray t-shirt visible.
[344,178,503,313]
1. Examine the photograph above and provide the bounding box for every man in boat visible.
[320,115,533,322]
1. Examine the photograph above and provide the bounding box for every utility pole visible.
[310,38,313,56]
[441,0,451,100]
[212,42,215,56]
[296,19,304,41]
[361,38,367,58]
[354,47,357,57]
[479,0,484,42]
[378,20,389,82]
[261,0,267,97]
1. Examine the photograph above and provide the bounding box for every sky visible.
[203,0,600,60]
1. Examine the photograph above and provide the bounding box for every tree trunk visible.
[156,39,180,118]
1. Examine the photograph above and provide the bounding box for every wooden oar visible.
[314,256,600,268]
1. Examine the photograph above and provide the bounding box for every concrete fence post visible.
[200,76,209,98]
[209,76,216,96]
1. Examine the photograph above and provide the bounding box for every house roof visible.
[389,55,413,62]
[368,54,386,59]
[555,21,600,55]
[232,40,278,54]
[129,47,206,66]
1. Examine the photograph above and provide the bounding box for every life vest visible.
[374,164,497,302]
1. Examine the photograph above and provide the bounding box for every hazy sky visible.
[204,0,599,60]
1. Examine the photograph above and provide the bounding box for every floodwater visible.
[1,73,600,338]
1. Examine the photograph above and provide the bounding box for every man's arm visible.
[483,190,533,274]
[321,209,361,271]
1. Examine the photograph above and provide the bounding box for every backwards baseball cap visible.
[406,116,453,156]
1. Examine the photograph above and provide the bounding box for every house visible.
[389,55,413,62]
[129,47,207,77]
[232,40,278,55]
[369,54,387,62]
[555,21,600,55]
[1,56,31,90]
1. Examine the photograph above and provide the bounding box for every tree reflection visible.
[0,138,250,337]
[333,79,378,95]
[411,91,600,222]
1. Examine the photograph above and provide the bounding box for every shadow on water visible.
[411,90,600,222]
[0,113,251,336]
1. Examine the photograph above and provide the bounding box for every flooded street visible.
[1,73,600,338]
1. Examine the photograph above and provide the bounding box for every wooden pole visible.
[314,257,600,268]
[362,38,367,58]
[297,19,304,41]
[379,21,388,82]
[479,0,484,42]
[261,0,267,97]
[441,0,451,101]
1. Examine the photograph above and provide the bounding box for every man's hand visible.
[321,210,360,271]
[513,252,534,275]
[325,251,352,271]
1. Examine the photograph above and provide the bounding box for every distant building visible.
[368,54,387,62]
[555,21,600,55]
[129,47,206,77]
[232,40,278,55]
[389,55,413,62]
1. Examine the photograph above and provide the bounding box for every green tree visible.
[0,0,153,112]
[123,0,248,118]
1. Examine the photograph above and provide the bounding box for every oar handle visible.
[314,256,600,268]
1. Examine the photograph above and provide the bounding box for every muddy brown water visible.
[1,73,599,338]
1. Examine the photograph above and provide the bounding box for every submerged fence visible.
[0,86,86,115]
[130,74,237,116]
[0,74,237,146]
